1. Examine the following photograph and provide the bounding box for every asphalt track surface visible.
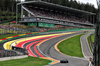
[2,31,93,66]
[16,35,58,57]
[80,33,93,61]
[39,32,89,66]
[0,31,72,50]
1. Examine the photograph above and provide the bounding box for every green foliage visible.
[39,0,97,13]
[58,34,84,57]
[91,34,95,42]
[0,0,97,22]
[0,0,19,22]
[87,36,92,53]
[25,0,97,24]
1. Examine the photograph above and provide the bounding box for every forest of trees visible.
[26,0,97,13]
[0,0,20,22]
[0,0,97,22]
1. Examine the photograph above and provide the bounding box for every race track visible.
[39,32,89,66]
[2,31,93,66]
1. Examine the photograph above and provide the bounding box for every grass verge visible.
[91,34,94,42]
[0,56,51,66]
[87,34,94,53]
[58,34,84,57]
[87,36,92,53]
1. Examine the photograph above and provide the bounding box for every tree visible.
[0,0,97,22]
[61,0,66,6]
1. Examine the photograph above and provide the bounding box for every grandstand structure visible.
[16,1,96,30]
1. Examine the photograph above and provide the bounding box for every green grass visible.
[91,34,95,42]
[58,34,84,57]
[0,56,51,66]
[87,36,92,53]
[0,34,51,66]
[87,34,95,53]
[0,34,20,39]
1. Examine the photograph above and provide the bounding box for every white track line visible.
[54,33,88,61]
[80,33,93,66]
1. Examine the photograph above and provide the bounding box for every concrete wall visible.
[0,55,28,61]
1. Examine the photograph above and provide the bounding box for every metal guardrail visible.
[88,33,94,53]
[12,46,28,55]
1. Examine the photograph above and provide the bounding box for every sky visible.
[21,0,98,8]
[76,0,97,8]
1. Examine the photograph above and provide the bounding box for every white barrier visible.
[0,55,28,61]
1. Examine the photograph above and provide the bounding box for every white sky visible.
[76,0,97,8]
[21,0,98,8]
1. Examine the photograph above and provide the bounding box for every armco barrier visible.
[88,33,94,53]
[12,46,28,55]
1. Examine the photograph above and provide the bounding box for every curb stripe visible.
[26,41,41,57]
[3,32,80,65]
[55,33,89,61]
[0,32,39,41]
[41,57,59,64]
[36,35,60,46]
[16,36,56,48]
[34,44,44,57]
